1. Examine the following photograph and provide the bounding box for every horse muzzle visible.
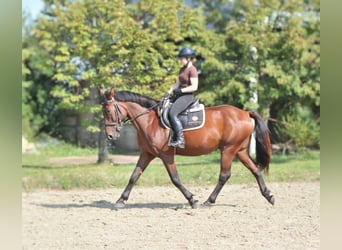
[104,122,123,141]
[107,131,121,141]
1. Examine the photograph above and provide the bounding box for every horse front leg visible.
[203,148,234,206]
[115,152,155,208]
[162,155,199,209]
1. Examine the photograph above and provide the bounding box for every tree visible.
[189,0,319,147]
[30,0,225,160]
[23,0,320,151]
[221,0,319,147]
[191,0,235,33]
[22,11,60,140]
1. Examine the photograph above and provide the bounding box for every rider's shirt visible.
[178,65,198,89]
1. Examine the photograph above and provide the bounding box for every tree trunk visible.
[97,120,108,163]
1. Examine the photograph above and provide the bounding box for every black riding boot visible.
[169,118,185,148]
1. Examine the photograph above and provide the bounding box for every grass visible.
[22,143,320,191]
[22,142,98,167]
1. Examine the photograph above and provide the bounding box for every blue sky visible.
[22,0,44,17]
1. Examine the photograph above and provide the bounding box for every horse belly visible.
[176,146,218,156]
[176,133,220,156]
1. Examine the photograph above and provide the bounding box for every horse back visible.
[204,105,252,124]
[169,105,254,155]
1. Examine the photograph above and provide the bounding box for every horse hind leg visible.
[237,149,275,205]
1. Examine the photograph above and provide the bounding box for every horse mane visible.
[114,91,159,111]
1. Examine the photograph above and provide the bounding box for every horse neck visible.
[119,101,156,132]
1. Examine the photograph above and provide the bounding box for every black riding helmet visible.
[178,47,195,58]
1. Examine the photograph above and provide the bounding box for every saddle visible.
[158,97,205,131]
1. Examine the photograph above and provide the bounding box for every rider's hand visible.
[173,88,182,96]
[163,92,170,99]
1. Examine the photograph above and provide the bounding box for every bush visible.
[275,106,320,149]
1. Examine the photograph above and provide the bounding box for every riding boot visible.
[169,118,185,148]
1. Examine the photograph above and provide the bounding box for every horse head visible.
[99,87,126,141]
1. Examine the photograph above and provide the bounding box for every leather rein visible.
[102,97,160,130]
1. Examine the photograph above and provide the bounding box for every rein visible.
[103,97,160,128]
[125,102,160,124]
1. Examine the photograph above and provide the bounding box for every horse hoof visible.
[114,201,125,209]
[190,200,199,209]
[268,195,275,206]
[202,200,214,207]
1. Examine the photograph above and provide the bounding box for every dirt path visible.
[22,182,319,250]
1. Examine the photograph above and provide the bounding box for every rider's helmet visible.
[178,47,196,58]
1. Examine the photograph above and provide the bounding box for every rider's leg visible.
[168,94,193,148]
[169,116,185,148]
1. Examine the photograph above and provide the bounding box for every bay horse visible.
[99,88,274,208]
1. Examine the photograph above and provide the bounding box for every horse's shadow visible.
[38,200,236,210]
[38,200,187,210]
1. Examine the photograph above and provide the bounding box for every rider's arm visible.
[180,77,198,93]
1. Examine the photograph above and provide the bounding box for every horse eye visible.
[106,109,111,114]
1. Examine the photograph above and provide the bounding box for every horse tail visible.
[249,111,272,174]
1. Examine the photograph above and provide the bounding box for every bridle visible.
[102,96,161,133]
[102,98,124,132]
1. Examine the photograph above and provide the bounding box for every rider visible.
[166,47,199,148]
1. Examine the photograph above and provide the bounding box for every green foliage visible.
[22,0,320,147]
[31,0,227,101]
[222,0,320,115]
[22,13,60,139]
[275,105,320,148]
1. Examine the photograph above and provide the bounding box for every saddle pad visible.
[161,104,205,131]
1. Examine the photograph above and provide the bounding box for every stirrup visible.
[175,142,185,148]
[169,138,185,148]
[170,142,185,148]
[168,131,176,146]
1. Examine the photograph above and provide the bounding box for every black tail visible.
[249,112,272,173]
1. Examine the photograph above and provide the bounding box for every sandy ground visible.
[22,182,319,250]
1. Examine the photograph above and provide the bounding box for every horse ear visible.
[109,88,115,99]
[98,87,105,96]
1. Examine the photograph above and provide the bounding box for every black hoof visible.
[190,200,199,209]
[114,200,126,209]
[202,200,214,207]
[268,195,275,205]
